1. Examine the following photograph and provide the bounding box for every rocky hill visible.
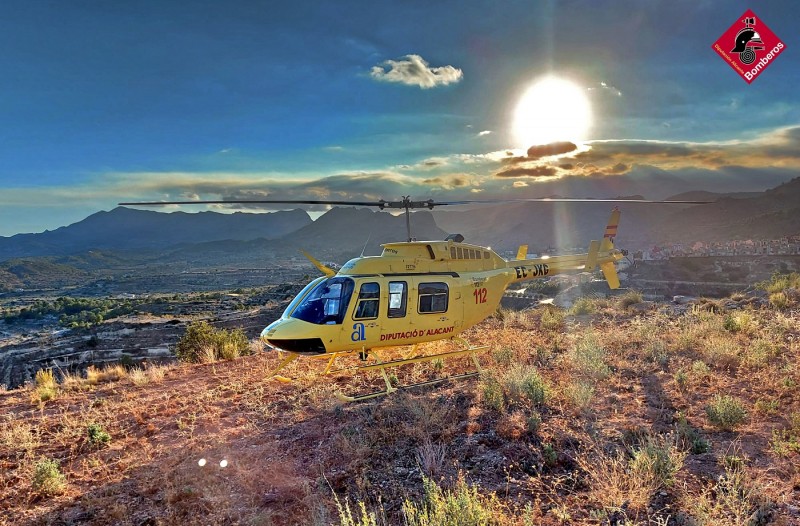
[0,207,312,260]
[2,290,799,525]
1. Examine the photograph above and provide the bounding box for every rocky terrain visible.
[1,274,799,525]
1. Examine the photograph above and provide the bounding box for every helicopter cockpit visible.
[289,277,355,325]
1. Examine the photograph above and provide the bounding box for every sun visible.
[512,76,592,148]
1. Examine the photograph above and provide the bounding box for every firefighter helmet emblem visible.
[730,17,764,65]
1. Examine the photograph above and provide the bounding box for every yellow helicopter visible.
[121,196,709,401]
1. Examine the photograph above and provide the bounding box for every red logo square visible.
[712,9,786,84]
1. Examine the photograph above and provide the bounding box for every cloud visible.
[501,142,578,165]
[421,174,473,189]
[526,142,578,160]
[369,54,463,89]
[587,81,622,97]
[477,130,492,137]
[495,165,558,178]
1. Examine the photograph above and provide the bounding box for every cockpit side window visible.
[290,277,354,325]
[353,282,380,320]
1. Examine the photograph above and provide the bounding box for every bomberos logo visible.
[712,9,786,84]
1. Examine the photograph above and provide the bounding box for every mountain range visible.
[1,178,799,269]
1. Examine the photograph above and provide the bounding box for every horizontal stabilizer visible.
[586,240,600,270]
[301,250,336,277]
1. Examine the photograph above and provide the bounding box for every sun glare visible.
[512,76,592,148]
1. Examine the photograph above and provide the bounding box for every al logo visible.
[712,9,786,84]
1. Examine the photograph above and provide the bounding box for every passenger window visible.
[354,282,380,320]
[457,247,463,259]
[450,247,456,259]
[388,281,407,318]
[418,282,449,314]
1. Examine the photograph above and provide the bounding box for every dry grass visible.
[1,292,798,525]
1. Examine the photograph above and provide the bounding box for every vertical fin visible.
[516,244,528,260]
[600,208,621,251]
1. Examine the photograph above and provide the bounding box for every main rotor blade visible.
[118,199,384,207]
[429,198,715,205]
[118,197,714,208]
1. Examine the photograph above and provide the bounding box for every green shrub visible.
[480,375,505,412]
[563,380,595,412]
[540,307,564,331]
[503,364,549,407]
[175,321,251,363]
[742,339,780,370]
[403,475,502,526]
[757,272,800,294]
[629,435,685,488]
[567,334,610,380]
[769,292,789,310]
[675,413,710,454]
[491,347,514,366]
[723,312,756,334]
[619,290,643,309]
[569,297,596,315]
[33,369,59,403]
[32,458,67,496]
[87,423,111,447]
[706,395,747,431]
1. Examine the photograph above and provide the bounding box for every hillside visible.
[2,290,799,525]
[0,207,312,260]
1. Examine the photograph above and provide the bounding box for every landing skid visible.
[332,346,488,402]
[265,340,488,402]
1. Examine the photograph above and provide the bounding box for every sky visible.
[0,0,798,236]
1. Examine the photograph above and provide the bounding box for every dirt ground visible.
[2,298,800,525]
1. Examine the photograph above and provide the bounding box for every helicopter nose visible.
[260,319,327,355]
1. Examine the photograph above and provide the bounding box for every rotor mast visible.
[377,196,436,242]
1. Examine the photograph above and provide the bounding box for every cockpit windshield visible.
[290,277,354,325]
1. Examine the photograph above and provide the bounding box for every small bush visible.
[87,423,111,447]
[569,297,596,315]
[402,474,504,526]
[480,375,505,412]
[703,337,740,370]
[706,395,747,431]
[690,360,711,378]
[757,272,800,294]
[742,339,780,370]
[722,312,757,335]
[32,369,58,402]
[629,434,686,488]
[619,290,644,309]
[129,368,149,386]
[335,496,385,526]
[175,321,251,363]
[491,347,514,366]
[503,364,549,407]
[769,292,789,310]
[86,364,127,385]
[675,413,710,454]
[567,333,611,380]
[540,307,564,331]
[32,458,67,496]
[563,380,595,412]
